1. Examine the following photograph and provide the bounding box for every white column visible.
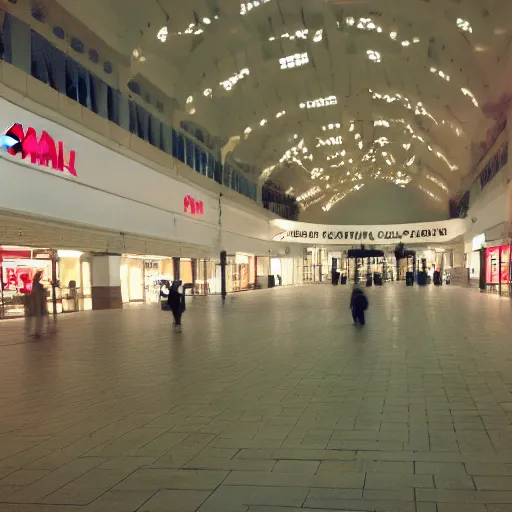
[91,254,122,310]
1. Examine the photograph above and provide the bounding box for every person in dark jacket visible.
[168,280,186,333]
[350,285,369,326]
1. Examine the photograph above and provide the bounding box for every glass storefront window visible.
[486,247,501,284]
[0,247,55,318]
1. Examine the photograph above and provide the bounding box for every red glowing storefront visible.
[0,246,56,318]
[485,245,511,296]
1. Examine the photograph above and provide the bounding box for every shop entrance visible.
[120,256,173,304]
[0,246,55,318]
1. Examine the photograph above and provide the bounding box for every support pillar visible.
[220,250,227,301]
[191,258,198,295]
[173,257,181,281]
[91,254,122,310]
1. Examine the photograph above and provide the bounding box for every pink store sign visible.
[1,123,78,177]
[184,194,204,216]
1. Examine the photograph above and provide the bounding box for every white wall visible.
[0,97,284,256]
[466,251,481,280]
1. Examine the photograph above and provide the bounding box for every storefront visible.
[208,254,256,293]
[270,257,301,287]
[302,248,329,283]
[120,255,174,304]
[0,246,93,318]
[485,244,510,296]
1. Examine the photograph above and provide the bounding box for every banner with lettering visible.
[271,219,466,245]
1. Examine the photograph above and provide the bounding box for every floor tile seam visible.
[24,457,122,502]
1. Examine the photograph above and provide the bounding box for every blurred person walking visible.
[350,285,369,327]
[25,271,49,338]
[168,280,186,333]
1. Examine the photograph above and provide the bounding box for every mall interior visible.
[1,0,512,511]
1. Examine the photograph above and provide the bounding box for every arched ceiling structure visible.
[56,0,512,216]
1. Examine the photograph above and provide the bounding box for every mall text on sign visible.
[285,227,449,242]
[2,123,77,176]
[184,195,204,216]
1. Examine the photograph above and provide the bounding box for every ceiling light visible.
[419,185,441,202]
[436,152,459,171]
[456,18,473,33]
[461,88,479,107]
[313,29,323,42]
[426,174,449,192]
[157,27,168,42]
[367,50,381,63]
[203,88,212,97]
[186,96,194,104]
[299,95,337,109]
[240,0,272,15]
[220,68,250,91]
[390,31,397,40]
[203,17,211,24]
[405,155,416,167]
[279,52,309,70]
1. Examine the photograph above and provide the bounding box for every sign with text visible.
[271,219,466,245]
[184,194,204,216]
[1,123,77,176]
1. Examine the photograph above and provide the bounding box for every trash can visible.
[366,275,373,287]
[406,272,414,286]
[373,273,383,286]
[418,272,428,286]
[340,275,347,285]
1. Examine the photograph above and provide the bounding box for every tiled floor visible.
[0,284,512,511]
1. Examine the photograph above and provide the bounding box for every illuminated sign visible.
[184,195,204,216]
[0,123,77,176]
[485,245,510,285]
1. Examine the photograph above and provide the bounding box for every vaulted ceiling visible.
[56,0,512,215]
